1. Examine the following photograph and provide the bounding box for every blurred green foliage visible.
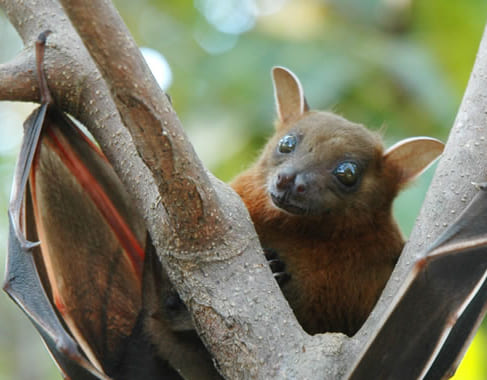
[1,0,487,378]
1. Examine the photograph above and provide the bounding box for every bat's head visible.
[259,66,444,226]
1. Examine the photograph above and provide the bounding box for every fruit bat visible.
[3,31,487,380]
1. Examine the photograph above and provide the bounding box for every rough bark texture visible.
[1,0,486,378]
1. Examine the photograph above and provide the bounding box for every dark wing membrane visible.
[3,106,108,380]
[5,215,107,380]
[8,106,46,249]
[348,186,487,380]
[28,106,146,375]
[4,103,148,379]
[425,276,487,380]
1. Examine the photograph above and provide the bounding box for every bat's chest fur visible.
[262,224,402,336]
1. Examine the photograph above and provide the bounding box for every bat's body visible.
[3,33,487,380]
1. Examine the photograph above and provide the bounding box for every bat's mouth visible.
[270,193,307,215]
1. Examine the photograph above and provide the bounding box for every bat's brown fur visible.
[231,67,443,336]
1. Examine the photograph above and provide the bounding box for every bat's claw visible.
[264,248,291,286]
[20,238,41,251]
[164,293,185,312]
[8,212,40,251]
[273,271,291,285]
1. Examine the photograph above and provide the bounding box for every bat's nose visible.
[276,170,307,194]
[276,171,296,190]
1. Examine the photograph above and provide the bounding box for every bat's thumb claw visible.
[20,238,41,251]
[37,30,52,44]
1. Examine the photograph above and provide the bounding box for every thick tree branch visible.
[346,24,487,365]
[0,51,38,102]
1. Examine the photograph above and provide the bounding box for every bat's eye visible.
[278,134,297,153]
[333,161,359,187]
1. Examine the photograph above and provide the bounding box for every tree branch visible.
[0,50,38,102]
[346,24,487,366]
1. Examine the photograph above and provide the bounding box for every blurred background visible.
[0,0,486,378]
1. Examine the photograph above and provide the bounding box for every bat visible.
[230,66,445,337]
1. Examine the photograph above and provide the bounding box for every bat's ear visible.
[383,137,444,186]
[272,66,309,128]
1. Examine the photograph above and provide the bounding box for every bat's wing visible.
[3,32,153,379]
[31,106,147,374]
[348,184,487,380]
[4,107,111,380]
[5,210,106,380]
